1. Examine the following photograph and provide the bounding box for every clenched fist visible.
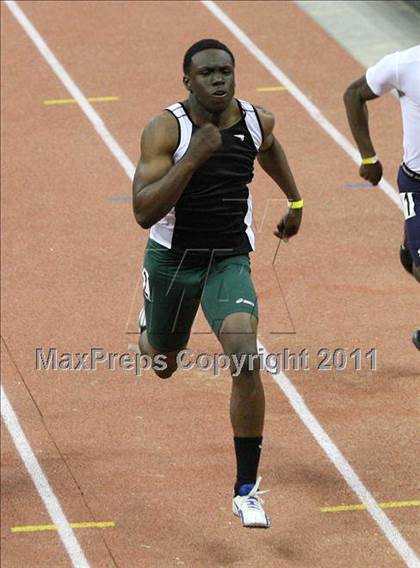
[187,123,223,167]
[359,161,383,185]
[274,207,302,241]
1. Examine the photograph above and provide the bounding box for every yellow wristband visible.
[361,155,378,165]
[288,199,304,209]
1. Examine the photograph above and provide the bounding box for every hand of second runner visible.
[359,161,383,185]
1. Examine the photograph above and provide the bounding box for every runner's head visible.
[183,39,235,112]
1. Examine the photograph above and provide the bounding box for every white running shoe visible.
[232,477,271,528]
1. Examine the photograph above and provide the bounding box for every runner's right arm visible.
[133,113,222,229]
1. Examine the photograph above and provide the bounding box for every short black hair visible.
[183,39,235,74]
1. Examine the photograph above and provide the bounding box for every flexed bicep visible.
[133,113,177,196]
[131,111,201,229]
[133,153,173,195]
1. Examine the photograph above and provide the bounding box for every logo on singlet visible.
[234,134,245,141]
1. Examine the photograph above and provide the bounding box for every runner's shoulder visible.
[253,104,275,137]
[141,110,179,155]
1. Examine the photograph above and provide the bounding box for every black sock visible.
[234,436,263,495]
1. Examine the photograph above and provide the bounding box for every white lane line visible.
[201,0,402,211]
[257,343,420,568]
[5,1,418,566]
[1,386,90,568]
[4,0,135,181]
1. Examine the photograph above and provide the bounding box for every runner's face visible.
[184,49,235,112]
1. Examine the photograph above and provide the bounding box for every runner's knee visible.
[151,350,179,379]
[154,365,177,379]
[400,244,414,275]
[220,314,257,351]
[219,314,259,376]
[400,244,420,282]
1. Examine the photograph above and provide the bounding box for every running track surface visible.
[1,2,419,567]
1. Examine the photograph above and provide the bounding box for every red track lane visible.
[1,2,419,567]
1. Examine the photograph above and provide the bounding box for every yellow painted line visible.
[11,521,115,533]
[43,96,119,106]
[256,86,286,92]
[321,500,420,513]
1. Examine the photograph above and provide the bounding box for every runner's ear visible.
[183,75,192,93]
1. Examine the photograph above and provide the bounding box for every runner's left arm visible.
[343,75,383,185]
[256,106,302,240]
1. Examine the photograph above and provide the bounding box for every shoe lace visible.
[243,477,269,510]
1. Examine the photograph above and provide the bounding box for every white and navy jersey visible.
[366,45,420,173]
[149,99,264,256]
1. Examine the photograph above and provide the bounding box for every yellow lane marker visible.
[256,86,286,92]
[44,96,119,106]
[11,521,115,533]
[321,500,420,513]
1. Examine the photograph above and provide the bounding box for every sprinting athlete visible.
[132,39,303,527]
[344,45,420,350]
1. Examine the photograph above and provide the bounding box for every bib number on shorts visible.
[401,192,416,220]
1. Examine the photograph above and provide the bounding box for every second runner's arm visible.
[343,75,383,185]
